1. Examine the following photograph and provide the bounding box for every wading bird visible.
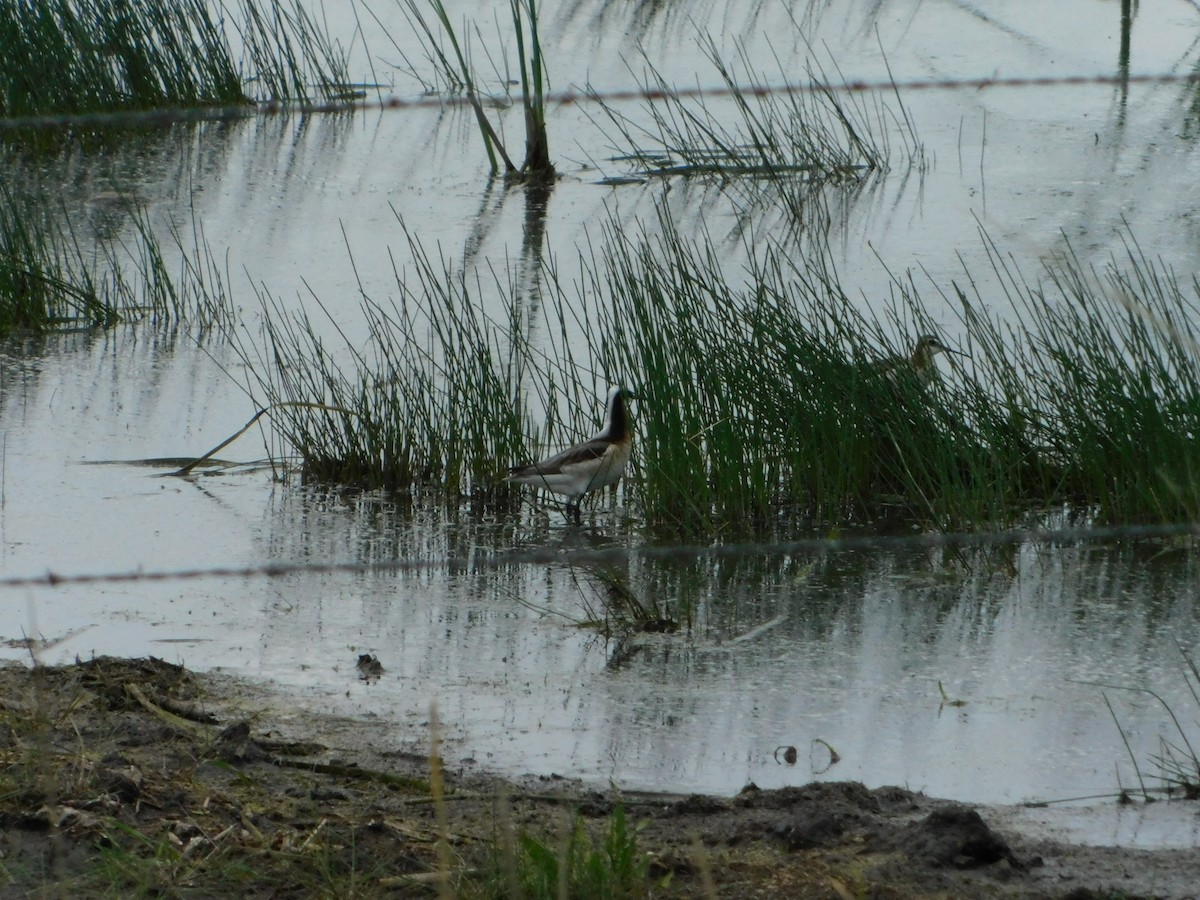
[877,334,966,384]
[507,387,637,524]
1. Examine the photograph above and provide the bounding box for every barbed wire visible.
[4,520,1196,591]
[0,69,1194,134]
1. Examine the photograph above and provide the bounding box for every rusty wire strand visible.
[0,70,1194,133]
[3,521,1196,591]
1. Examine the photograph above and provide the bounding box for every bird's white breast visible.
[583,439,631,491]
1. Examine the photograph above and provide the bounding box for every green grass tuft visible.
[586,32,922,242]
[0,0,348,128]
[0,179,234,337]
[473,804,665,900]
[398,0,553,178]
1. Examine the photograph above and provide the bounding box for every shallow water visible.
[4,0,1200,838]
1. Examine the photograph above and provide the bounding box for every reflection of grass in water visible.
[240,201,1200,536]
[0,0,348,124]
[0,181,233,335]
[571,562,679,635]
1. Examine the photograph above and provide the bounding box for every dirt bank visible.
[0,657,1195,897]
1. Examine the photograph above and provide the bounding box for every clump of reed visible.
[587,33,921,239]
[0,180,234,336]
[593,35,911,181]
[0,0,348,124]
[0,181,118,332]
[598,215,1200,532]
[398,0,553,178]
[981,231,1200,524]
[231,0,350,105]
[241,199,1200,535]
[234,221,543,505]
[477,803,665,899]
[570,211,1018,532]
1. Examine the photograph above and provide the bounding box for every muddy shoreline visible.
[1,657,1195,897]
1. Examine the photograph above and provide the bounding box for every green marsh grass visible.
[952,228,1200,524]
[233,0,350,104]
[593,36,906,180]
[0,0,348,125]
[474,804,664,900]
[0,0,243,118]
[0,181,119,332]
[571,208,1036,532]
[240,202,1200,535]
[0,181,233,336]
[235,220,537,502]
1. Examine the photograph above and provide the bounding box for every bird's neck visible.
[598,394,629,442]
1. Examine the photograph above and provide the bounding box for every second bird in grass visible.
[876,334,966,384]
[507,386,637,524]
